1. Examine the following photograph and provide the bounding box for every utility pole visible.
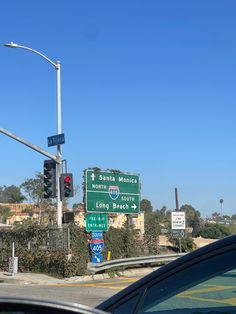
[175,187,179,211]
[175,187,182,253]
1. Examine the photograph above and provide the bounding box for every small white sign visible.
[171,211,186,230]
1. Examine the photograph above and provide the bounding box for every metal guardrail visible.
[87,253,186,273]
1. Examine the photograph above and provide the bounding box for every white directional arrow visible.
[131,204,137,211]
[91,173,95,181]
[95,255,101,262]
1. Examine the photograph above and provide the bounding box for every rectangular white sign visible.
[171,211,186,230]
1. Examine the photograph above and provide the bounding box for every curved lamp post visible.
[4,42,63,228]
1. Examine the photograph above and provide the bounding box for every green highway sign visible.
[85,169,140,214]
[86,213,108,231]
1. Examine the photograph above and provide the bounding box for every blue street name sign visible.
[92,253,103,263]
[47,133,65,147]
[91,231,103,240]
[90,242,104,254]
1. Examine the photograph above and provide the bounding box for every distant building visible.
[73,207,145,234]
[0,203,36,214]
[0,202,145,232]
[6,212,31,225]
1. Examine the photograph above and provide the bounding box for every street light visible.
[4,41,63,228]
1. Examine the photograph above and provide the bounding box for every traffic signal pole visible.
[56,61,63,228]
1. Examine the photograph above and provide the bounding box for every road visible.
[0,271,235,311]
[0,277,138,307]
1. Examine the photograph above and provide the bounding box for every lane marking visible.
[49,278,138,289]
[178,285,236,306]
[179,285,236,296]
[49,283,127,290]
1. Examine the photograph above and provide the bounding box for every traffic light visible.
[43,160,56,199]
[62,212,75,223]
[60,173,74,199]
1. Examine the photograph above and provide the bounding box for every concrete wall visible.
[159,235,217,248]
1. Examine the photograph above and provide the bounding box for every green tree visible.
[123,221,141,258]
[0,206,11,223]
[0,185,25,203]
[170,236,196,252]
[144,216,161,255]
[231,214,236,220]
[211,212,221,222]
[156,206,172,228]
[20,173,45,205]
[200,223,231,239]
[104,226,143,260]
[20,173,56,224]
[180,204,202,237]
[140,199,153,213]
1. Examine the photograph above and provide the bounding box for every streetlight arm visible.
[4,42,57,68]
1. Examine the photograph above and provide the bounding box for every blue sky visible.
[1,0,236,217]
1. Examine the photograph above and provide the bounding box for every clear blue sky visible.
[1,0,236,217]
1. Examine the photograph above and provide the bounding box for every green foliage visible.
[144,213,161,255]
[180,204,202,237]
[20,173,57,224]
[0,185,25,203]
[103,226,143,260]
[69,224,89,275]
[228,224,236,234]
[156,206,171,224]
[169,237,196,252]
[20,172,56,207]
[104,227,127,259]
[200,223,232,239]
[123,221,142,258]
[140,199,153,213]
[0,224,90,277]
[0,206,11,223]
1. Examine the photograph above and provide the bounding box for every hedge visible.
[0,222,152,277]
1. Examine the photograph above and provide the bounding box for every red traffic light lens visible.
[64,176,71,183]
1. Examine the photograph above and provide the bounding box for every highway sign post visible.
[85,169,140,214]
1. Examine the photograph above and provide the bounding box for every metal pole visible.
[175,188,179,211]
[56,61,62,228]
[12,242,15,258]
[67,227,71,251]
[4,43,63,228]
[175,188,182,253]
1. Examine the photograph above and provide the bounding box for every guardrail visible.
[87,253,186,273]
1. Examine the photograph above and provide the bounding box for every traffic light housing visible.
[62,212,75,223]
[43,160,56,199]
[60,173,74,199]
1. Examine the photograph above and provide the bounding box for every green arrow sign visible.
[85,169,140,214]
[86,213,108,231]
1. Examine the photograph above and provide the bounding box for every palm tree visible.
[219,199,224,217]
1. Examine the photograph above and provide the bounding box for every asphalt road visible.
[0,277,138,307]
[1,271,235,311]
